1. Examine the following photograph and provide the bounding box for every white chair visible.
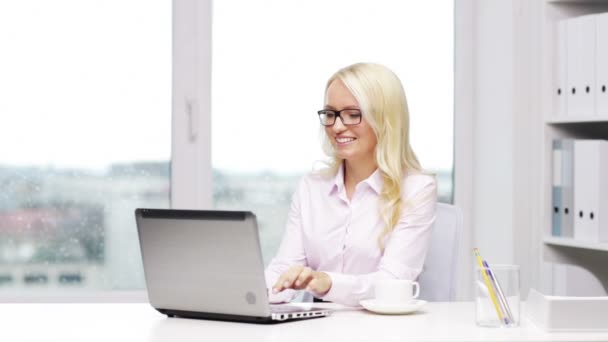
[417,202,463,301]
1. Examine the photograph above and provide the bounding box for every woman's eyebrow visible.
[323,105,360,110]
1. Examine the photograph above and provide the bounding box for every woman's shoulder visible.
[401,171,437,199]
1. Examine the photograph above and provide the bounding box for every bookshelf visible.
[541,0,608,294]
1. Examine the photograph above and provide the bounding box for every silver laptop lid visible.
[135,209,271,318]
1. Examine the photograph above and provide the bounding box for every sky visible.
[0,0,453,173]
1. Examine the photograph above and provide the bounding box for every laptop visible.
[134,208,332,324]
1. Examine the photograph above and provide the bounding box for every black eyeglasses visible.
[317,109,362,126]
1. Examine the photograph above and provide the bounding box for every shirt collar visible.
[364,168,384,195]
[329,163,345,195]
[328,163,384,195]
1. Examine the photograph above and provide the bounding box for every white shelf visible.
[546,116,608,124]
[543,237,608,287]
[544,236,608,252]
[548,0,608,3]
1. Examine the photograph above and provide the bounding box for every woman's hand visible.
[272,265,332,296]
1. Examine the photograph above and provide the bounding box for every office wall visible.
[472,0,515,265]
[458,0,543,299]
[510,0,544,299]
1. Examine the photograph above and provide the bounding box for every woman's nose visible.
[332,117,347,132]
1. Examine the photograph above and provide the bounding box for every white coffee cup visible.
[374,279,420,303]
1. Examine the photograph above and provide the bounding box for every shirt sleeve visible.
[318,176,437,306]
[264,178,309,303]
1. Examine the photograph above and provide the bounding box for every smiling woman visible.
[265,63,437,306]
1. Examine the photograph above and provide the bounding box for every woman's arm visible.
[264,178,309,303]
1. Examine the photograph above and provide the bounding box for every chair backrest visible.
[417,202,463,301]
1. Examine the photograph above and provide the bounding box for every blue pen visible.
[483,260,513,325]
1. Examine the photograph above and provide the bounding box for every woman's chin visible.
[335,152,354,161]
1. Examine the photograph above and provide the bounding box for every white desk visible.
[1,302,606,342]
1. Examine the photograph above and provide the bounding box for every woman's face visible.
[324,79,377,164]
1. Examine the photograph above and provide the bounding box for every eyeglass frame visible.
[317,109,363,126]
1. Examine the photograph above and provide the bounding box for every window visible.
[0,1,171,292]
[212,0,454,264]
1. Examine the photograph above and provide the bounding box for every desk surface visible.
[1,302,606,342]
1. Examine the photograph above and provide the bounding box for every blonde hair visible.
[320,63,424,251]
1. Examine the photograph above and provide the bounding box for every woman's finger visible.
[273,265,304,292]
[294,267,313,289]
[306,272,331,295]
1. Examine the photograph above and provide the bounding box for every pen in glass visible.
[473,248,505,324]
[483,260,514,325]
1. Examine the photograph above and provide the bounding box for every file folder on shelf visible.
[573,140,608,242]
[597,13,608,118]
[560,139,574,237]
[555,20,567,118]
[552,140,562,236]
[566,15,596,118]
[551,139,574,237]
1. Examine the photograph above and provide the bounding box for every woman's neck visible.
[343,158,377,188]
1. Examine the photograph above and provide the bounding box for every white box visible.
[526,288,608,332]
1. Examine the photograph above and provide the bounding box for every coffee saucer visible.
[359,299,427,315]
